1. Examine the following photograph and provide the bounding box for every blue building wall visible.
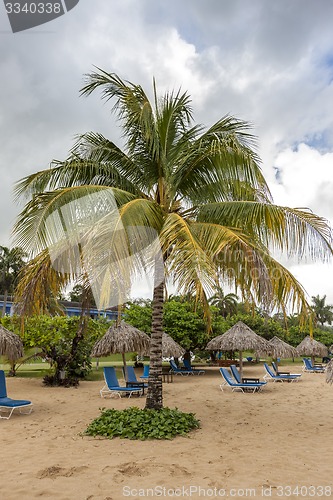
[0,298,117,320]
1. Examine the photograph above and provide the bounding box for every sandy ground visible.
[1,364,333,500]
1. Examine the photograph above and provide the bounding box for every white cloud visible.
[271,144,333,219]
[1,0,333,305]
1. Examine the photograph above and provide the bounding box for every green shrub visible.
[84,407,200,440]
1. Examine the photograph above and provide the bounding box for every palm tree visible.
[0,246,26,316]
[311,295,333,326]
[208,286,239,317]
[13,70,332,409]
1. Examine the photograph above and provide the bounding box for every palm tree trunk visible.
[1,289,8,317]
[145,257,164,410]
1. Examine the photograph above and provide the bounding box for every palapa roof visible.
[91,321,150,357]
[296,336,328,357]
[206,320,270,352]
[326,360,333,385]
[265,336,297,359]
[0,325,24,361]
[161,333,185,358]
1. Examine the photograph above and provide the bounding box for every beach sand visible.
[1,365,333,500]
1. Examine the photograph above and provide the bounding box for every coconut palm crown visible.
[13,70,332,408]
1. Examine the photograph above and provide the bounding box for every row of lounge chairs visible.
[220,358,326,394]
[263,363,301,382]
[220,366,266,393]
[100,360,206,398]
[169,359,205,375]
[302,358,326,373]
[1,357,325,417]
[220,362,304,393]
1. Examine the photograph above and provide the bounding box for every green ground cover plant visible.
[84,407,200,440]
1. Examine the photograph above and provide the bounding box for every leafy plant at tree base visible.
[84,407,200,440]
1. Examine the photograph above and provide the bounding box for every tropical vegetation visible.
[0,315,106,383]
[0,246,26,316]
[311,294,333,326]
[13,70,332,409]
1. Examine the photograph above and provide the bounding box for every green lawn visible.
[0,353,148,380]
[1,353,321,380]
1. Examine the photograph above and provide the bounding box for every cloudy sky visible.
[1,0,333,304]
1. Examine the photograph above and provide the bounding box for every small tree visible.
[21,316,105,385]
[0,246,26,316]
[311,295,333,326]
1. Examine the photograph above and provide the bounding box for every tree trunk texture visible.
[145,257,164,410]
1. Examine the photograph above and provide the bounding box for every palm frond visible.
[13,185,136,256]
[173,115,271,203]
[14,249,68,316]
[198,201,333,260]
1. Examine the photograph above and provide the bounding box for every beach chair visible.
[230,364,267,387]
[182,358,205,375]
[302,358,325,373]
[122,365,148,393]
[272,361,301,378]
[263,363,299,382]
[100,367,143,398]
[169,359,193,376]
[229,364,265,386]
[0,370,33,419]
[140,365,150,380]
[219,367,266,393]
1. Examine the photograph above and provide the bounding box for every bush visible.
[84,407,200,440]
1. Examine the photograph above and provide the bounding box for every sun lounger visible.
[263,363,299,382]
[0,370,33,419]
[183,359,205,375]
[169,360,193,376]
[140,365,150,379]
[272,361,301,378]
[220,367,266,393]
[302,358,325,373]
[230,364,265,386]
[122,365,148,394]
[100,367,143,398]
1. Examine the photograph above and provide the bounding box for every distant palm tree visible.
[14,71,332,409]
[209,286,239,317]
[311,295,333,326]
[0,246,26,316]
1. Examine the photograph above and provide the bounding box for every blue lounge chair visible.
[140,365,150,379]
[230,364,266,387]
[169,359,193,376]
[0,370,33,419]
[263,363,299,382]
[183,359,205,375]
[302,358,325,373]
[219,367,266,393]
[100,367,143,398]
[272,361,301,378]
[122,365,148,393]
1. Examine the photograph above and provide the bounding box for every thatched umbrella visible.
[0,325,24,361]
[266,336,297,369]
[91,321,150,368]
[206,320,270,378]
[296,336,328,366]
[161,333,185,358]
[141,332,185,358]
[326,360,333,384]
